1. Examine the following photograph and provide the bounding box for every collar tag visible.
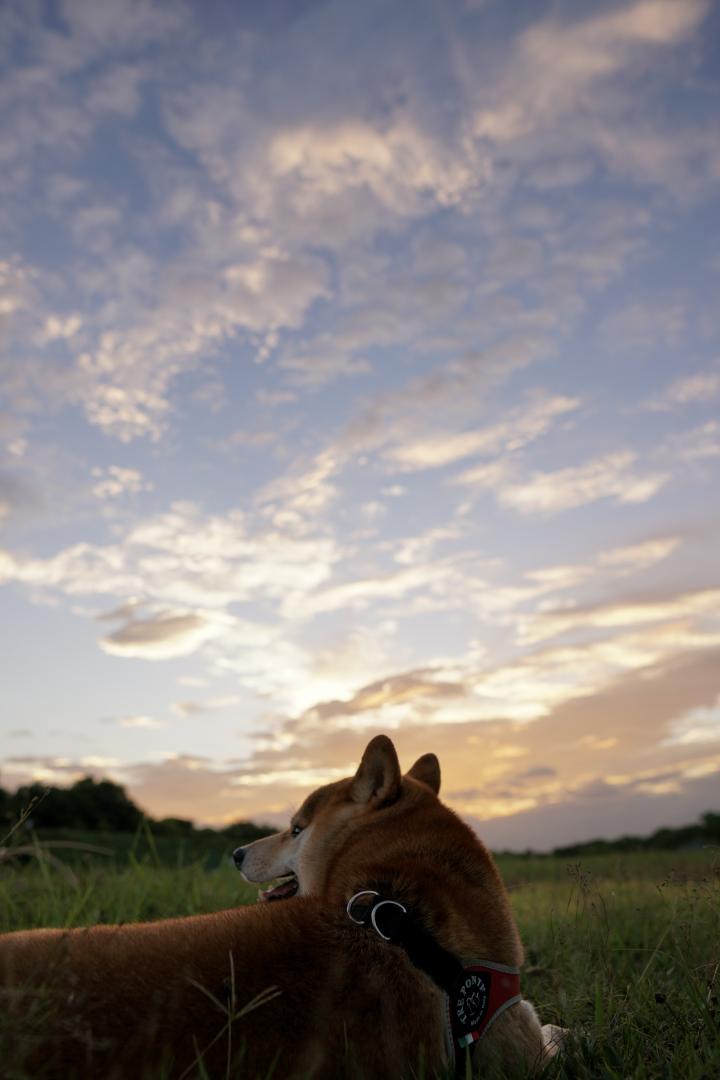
[447,964,521,1050]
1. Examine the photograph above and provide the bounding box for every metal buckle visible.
[346,889,379,924]
[370,899,407,941]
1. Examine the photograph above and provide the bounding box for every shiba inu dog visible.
[0,735,564,1077]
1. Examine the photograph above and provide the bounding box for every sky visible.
[1,0,719,851]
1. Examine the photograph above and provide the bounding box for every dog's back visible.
[1,900,446,1078]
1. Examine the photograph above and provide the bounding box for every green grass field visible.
[1,841,718,1078]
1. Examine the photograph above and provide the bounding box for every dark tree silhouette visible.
[8,778,142,832]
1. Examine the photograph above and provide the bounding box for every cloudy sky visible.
[1,0,719,850]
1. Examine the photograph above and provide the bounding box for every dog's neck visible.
[336,861,522,970]
[343,880,523,1077]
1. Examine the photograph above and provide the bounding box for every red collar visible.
[445,961,522,1065]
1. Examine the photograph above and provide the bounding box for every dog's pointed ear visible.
[406,753,441,795]
[351,735,401,807]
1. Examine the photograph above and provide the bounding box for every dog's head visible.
[233,734,441,901]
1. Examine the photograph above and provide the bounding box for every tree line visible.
[2,776,718,853]
[0,776,272,844]
[551,811,720,857]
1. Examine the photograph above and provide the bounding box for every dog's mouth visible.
[257,874,299,902]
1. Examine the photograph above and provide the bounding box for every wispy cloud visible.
[389,394,579,471]
[473,0,714,192]
[112,715,166,729]
[663,698,720,747]
[495,452,670,515]
[518,586,720,645]
[645,367,720,411]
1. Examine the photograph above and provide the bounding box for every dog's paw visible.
[540,1022,569,1058]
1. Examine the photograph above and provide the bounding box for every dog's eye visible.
[290,824,303,837]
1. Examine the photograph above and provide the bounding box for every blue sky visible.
[1,0,719,849]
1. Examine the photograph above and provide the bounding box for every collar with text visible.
[346,889,522,1076]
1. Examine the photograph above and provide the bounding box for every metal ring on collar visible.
[346,889,379,924]
[370,899,407,941]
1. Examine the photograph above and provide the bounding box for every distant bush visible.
[151,817,196,836]
[217,820,275,844]
[552,810,720,857]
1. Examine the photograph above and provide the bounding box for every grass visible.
[507,851,720,1079]
[1,842,718,1078]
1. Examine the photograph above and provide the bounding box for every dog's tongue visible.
[258,877,299,902]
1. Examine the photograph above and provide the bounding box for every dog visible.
[0,735,564,1077]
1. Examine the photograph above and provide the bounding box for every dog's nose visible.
[232,846,246,869]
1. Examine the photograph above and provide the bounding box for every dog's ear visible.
[406,753,441,795]
[351,735,401,807]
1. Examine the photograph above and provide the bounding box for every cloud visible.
[596,537,680,571]
[495,451,670,515]
[662,697,720,747]
[284,562,456,621]
[4,641,719,843]
[257,450,342,523]
[112,715,166,729]
[393,525,465,567]
[36,313,83,345]
[0,500,341,611]
[514,765,557,781]
[173,696,241,716]
[521,536,680,597]
[342,334,551,459]
[0,1,189,207]
[1,754,124,787]
[5,0,707,458]
[645,367,720,411]
[265,117,476,217]
[471,624,720,723]
[91,465,152,500]
[73,246,331,441]
[0,496,373,710]
[298,669,467,730]
[230,764,357,789]
[452,447,674,517]
[659,422,720,463]
[262,602,720,746]
[0,258,36,343]
[100,610,231,660]
[518,586,720,645]
[475,0,710,140]
[287,614,720,736]
[389,394,579,471]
